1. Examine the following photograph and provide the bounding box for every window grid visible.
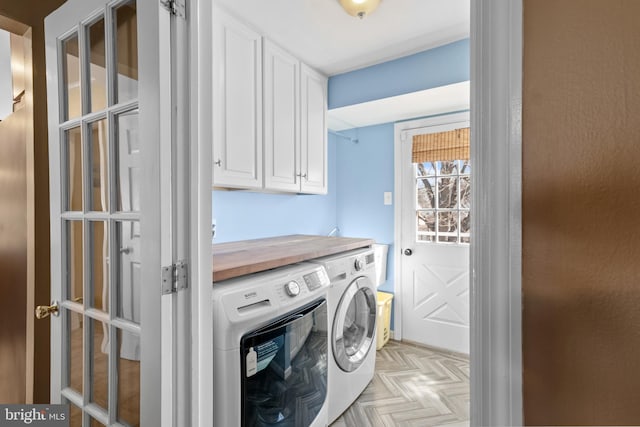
[415,160,471,244]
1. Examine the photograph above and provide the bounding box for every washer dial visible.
[284,281,301,297]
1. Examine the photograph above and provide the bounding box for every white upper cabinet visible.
[212,10,263,189]
[263,43,328,194]
[300,64,328,195]
[263,40,300,192]
[212,11,327,194]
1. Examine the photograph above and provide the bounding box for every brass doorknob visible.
[35,301,59,319]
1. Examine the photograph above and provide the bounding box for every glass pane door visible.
[46,0,153,425]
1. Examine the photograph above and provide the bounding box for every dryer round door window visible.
[333,276,376,372]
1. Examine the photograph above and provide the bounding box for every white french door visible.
[44,0,179,425]
[397,113,470,354]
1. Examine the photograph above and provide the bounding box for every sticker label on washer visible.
[245,337,284,377]
[255,338,282,372]
[246,347,257,377]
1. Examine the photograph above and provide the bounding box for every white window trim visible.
[414,159,471,245]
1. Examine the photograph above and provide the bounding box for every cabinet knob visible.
[301,173,308,181]
[215,159,222,167]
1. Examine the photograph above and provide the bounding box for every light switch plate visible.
[384,192,392,205]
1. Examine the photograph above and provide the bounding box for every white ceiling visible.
[328,81,469,131]
[214,0,470,76]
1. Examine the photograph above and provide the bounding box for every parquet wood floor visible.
[331,340,469,427]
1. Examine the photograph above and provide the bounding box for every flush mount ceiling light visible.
[338,0,382,19]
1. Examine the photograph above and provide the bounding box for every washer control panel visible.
[351,252,375,274]
[276,267,330,300]
[303,268,330,290]
[284,281,301,297]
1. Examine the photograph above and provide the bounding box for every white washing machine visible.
[308,248,377,424]
[212,263,331,427]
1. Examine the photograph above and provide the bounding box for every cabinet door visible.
[212,10,263,189]
[300,64,328,194]
[263,40,300,192]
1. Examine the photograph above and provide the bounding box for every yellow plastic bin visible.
[376,292,393,350]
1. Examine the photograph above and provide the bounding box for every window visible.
[415,160,470,244]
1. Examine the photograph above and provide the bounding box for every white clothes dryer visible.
[212,263,331,427]
[308,248,377,423]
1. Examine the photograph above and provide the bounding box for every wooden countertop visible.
[212,234,375,282]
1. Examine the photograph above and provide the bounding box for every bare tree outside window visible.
[416,160,470,244]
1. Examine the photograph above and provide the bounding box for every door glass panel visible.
[66,221,84,302]
[460,211,471,244]
[67,310,83,393]
[89,119,109,212]
[437,160,458,175]
[90,318,109,410]
[116,221,140,324]
[87,18,107,112]
[69,403,82,427]
[438,176,458,209]
[438,211,459,243]
[62,33,81,121]
[117,328,140,427]
[460,176,471,209]
[89,221,109,312]
[416,177,435,209]
[417,162,436,177]
[90,418,106,427]
[114,1,138,104]
[65,126,83,212]
[115,110,140,212]
[417,211,435,242]
[460,159,471,174]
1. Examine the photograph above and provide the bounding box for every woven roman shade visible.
[412,127,470,163]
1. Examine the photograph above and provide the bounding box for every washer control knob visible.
[284,281,300,297]
[354,257,365,271]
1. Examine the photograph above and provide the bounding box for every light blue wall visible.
[328,38,469,109]
[335,124,396,325]
[212,139,338,243]
[335,124,395,293]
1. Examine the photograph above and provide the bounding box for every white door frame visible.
[470,0,523,425]
[187,0,214,426]
[393,1,523,426]
[188,0,524,426]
